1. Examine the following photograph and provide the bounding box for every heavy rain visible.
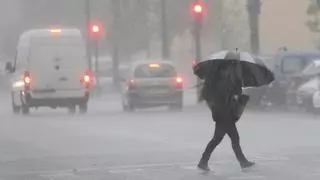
[0,0,319,180]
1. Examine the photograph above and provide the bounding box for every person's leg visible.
[198,111,226,170]
[225,123,255,168]
[200,124,225,161]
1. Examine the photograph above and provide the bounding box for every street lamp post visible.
[191,1,204,103]
[161,0,170,60]
[112,0,121,89]
[247,0,261,55]
[85,0,92,69]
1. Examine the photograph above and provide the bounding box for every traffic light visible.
[88,21,104,39]
[91,25,100,33]
[190,1,205,103]
[191,1,205,19]
[193,4,203,14]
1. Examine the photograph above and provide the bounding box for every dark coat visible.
[200,69,243,122]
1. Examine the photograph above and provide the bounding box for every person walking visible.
[197,62,255,171]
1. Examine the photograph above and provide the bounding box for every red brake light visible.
[23,71,31,90]
[24,76,31,84]
[84,74,91,83]
[81,70,94,88]
[176,77,183,83]
[127,79,135,85]
[127,79,135,89]
[175,76,183,88]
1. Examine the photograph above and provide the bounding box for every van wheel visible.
[12,102,20,114]
[68,106,76,114]
[79,103,88,114]
[21,105,30,115]
[169,102,183,111]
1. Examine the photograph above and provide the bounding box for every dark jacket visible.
[200,71,242,111]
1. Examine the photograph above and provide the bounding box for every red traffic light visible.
[193,4,203,13]
[88,21,104,39]
[91,25,100,33]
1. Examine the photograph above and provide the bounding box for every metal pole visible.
[161,0,170,60]
[112,0,120,89]
[247,0,261,55]
[94,40,99,87]
[194,14,203,103]
[85,0,92,69]
[92,39,101,96]
[212,0,223,50]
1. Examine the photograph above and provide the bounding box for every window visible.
[134,64,176,78]
[281,57,304,74]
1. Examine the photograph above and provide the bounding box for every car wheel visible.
[79,103,88,114]
[307,97,317,113]
[127,101,136,112]
[68,106,76,114]
[122,103,130,112]
[21,105,30,115]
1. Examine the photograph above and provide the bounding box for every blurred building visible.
[259,0,315,53]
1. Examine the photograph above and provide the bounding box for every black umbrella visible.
[193,51,274,87]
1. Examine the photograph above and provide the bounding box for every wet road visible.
[0,91,319,180]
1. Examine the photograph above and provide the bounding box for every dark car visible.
[266,51,320,107]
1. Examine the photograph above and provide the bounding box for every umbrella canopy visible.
[193,50,274,87]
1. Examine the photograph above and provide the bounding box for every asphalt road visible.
[0,91,319,180]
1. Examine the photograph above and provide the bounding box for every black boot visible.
[240,161,255,169]
[197,159,211,171]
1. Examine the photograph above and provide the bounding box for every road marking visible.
[228,175,266,179]
[181,165,197,170]
[254,156,290,161]
[109,168,144,174]
[106,162,198,170]
[40,172,75,178]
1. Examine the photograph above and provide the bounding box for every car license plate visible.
[151,88,168,94]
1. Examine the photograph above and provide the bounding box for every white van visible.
[6,28,93,114]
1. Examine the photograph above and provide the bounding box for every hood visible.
[297,78,319,94]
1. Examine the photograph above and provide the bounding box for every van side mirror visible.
[5,62,14,73]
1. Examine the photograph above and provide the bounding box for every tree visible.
[305,0,320,49]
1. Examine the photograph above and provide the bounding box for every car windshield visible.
[134,64,176,78]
